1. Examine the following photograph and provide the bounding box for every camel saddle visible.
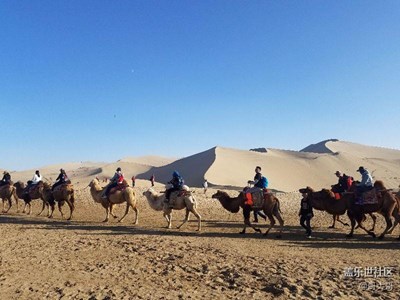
[167,189,192,207]
[244,189,269,208]
[26,182,42,194]
[53,183,73,193]
[109,183,128,195]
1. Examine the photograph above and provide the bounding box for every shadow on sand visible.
[0,214,399,250]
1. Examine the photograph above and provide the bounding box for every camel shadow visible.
[0,215,399,249]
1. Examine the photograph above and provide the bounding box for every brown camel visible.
[13,181,54,216]
[300,181,399,239]
[52,184,75,220]
[0,183,19,213]
[211,190,284,237]
[387,191,400,240]
[88,178,138,223]
[142,187,201,231]
[299,188,377,232]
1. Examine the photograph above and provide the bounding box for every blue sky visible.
[1,1,399,170]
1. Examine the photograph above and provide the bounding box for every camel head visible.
[143,188,157,197]
[88,178,100,188]
[299,187,314,194]
[211,190,230,200]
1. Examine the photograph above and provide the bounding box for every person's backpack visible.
[259,176,269,188]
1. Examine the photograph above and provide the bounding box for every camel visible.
[299,188,377,231]
[387,191,400,240]
[88,178,138,224]
[142,187,201,231]
[0,183,19,213]
[52,184,75,220]
[13,181,54,216]
[300,181,399,239]
[211,190,284,237]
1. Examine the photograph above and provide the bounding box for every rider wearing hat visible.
[0,171,11,187]
[102,167,124,199]
[52,168,70,191]
[164,171,184,204]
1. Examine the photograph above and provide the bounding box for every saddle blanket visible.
[110,184,127,195]
[244,189,269,208]
[362,189,378,205]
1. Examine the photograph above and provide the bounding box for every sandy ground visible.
[0,187,399,300]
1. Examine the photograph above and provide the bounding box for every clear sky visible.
[1,1,399,170]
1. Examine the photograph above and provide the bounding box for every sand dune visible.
[136,140,400,192]
[119,155,176,167]
[6,140,400,192]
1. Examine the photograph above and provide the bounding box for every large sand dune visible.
[6,140,400,192]
[136,140,400,192]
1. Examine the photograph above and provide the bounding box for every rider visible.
[52,168,70,191]
[164,171,184,205]
[0,171,11,187]
[102,167,124,199]
[332,171,348,193]
[355,166,373,204]
[247,166,268,223]
[25,170,42,194]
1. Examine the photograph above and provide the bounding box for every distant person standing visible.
[150,174,155,187]
[131,175,136,187]
[203,179,208,194]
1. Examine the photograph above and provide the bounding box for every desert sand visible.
[1,140,400,299]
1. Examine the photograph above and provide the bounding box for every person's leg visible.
[306,217,312,236]
[257,210,267,220]
[300,215,307,232]
[253,210,259,222]
[104,183,117,198]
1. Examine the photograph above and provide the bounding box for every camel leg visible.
[264,215,276,237]
[355,215,376,238]
[274,211,284,238]
[336,215,349,227]
[6,197,12,213]
[118,203,130,223]
[346,211,356,238]
[15,197,19,213]
[177,209,190,229]
[103,207,110,222]
[329,215,337,228]
[387,214,400,234]
[110,204,118,219]
[1,199,5,213]
[191,208,202,231]
[58,202,65,219]
[163,210,172,229]
[241,218,261,234]
[28,203,32,215]
[67,200,74,221]
[378,215,393,240]
[37,201,46,216]
[48,202,55,219]
[368,213,377,232]
[132,207,139,225]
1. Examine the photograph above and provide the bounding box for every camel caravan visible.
[0,165,400,241]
